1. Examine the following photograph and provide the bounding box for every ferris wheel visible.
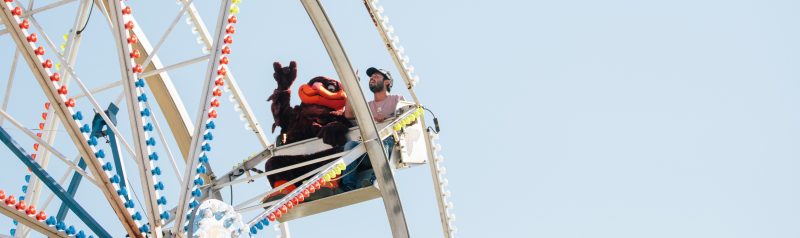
[0,0,454,237]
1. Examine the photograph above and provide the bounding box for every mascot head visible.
[298,76,347,111]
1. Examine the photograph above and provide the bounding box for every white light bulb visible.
[382,16,390,26]
[385,25,394,34]
[185,17,193,25]
[196,36,204,45]
[201,47,210,54]
[233,104,241,112]
[244,123,252,131]
[447,213,456,221]
[435,155,444,162]
[401,55,410,64]
[433,143,442,152]
[440,179,448,187]
[406,65,415,74]
[377,6,384,14]
[385,31,394,41]
[228,95,236,102]
[443,190,451,197]
[411,75,420,85]
[395,46,405,55]
[239,113,246,121]
[191,27,198,34]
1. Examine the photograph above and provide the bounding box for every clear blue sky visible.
[0,0,799,237]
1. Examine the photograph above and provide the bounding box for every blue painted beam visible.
[107,122,127,190]
[57,103,123,222]
[0,126,112,238]
[56,159,86,221]
[92,104,127,190]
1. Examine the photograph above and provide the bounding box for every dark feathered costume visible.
[264,61,352,193]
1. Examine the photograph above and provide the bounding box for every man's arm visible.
[344,104,355,119]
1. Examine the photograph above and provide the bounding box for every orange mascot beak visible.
[298,82,347,110]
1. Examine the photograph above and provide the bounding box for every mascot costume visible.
[263,61,352,201]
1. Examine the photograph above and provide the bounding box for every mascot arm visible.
[317,115,353,147]
[268,89,294,133]
[268,61,298,132]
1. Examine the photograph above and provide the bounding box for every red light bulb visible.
[50,73,60,82]
[27,33,37,43]
[34,46,45,55]
[65,98,76,107]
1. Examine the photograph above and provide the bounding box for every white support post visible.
[0,50,18,127]
[300,0,410,237]
[139,54,209,79]
[20,0,91,216]
[172,0,233,236]
[73,80,123,99]
[107,0,164,236]
[20,0,76,18]
[0,0,77,37]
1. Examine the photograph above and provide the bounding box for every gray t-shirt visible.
[369,95,405,120]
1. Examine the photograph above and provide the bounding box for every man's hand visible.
[373,114,387,122]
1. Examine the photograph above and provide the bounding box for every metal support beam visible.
[96,104,129,190]
[300,1,409,237]
[172,0,233,235]
[56,103,125,222]
[0,2,141,237]
[0,126,111,238]
[0,200,69,238]
[22,2,92,231]
[0,0,77,37]
[55,159,86,221]
[21,0,76,18]
[139,54,209,78]
[107,0,164,235]
[0,50,19,126]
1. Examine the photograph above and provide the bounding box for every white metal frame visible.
[171,0,234,235]
[300,0,410,236]
[107,0,165,235]
[0,2,141,236]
